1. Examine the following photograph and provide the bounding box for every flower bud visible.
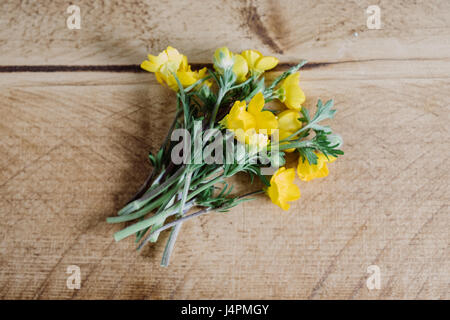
[213,47,234,73]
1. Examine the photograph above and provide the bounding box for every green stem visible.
[113,175,225,241]
[160,169,193,266]
[184,75,212,93]
[266,60,307,91]
[160,223,182,267]
[138,198,195,250]
[178,171,192,216]
[229,76,254,91]
[107,181,179,224]
[140,189,264,248]
[269,139,312,152]
[209,87,226,128]
[118,165,186,216]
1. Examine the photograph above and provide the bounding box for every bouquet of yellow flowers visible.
[108,46,343,266]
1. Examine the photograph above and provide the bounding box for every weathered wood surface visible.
[0,0,448,299]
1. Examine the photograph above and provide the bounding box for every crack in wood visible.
[0,62,331,73]
[240,0,284,54]
[1,58,441,73]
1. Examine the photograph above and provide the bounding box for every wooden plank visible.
[0,71,448,299]
[0,0,448,300]
[0,0,449,65]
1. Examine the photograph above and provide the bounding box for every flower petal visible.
[284,83,305,110]
[141,58,159,73]
[278,130,295,153]
[297,152,335,181]
[241,50,262,68]
[314,163,329,179]
[297,157,318,181]
[277,110,302,132]
[227,101,256,131]
[284,72,300,86]
[177,70,197,87]
[255,56,279,71]
[267,167,300,211]
[247,92,265,115]
[232,54,249,83]
[254,111,278,133]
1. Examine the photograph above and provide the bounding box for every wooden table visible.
[0,0,448,299]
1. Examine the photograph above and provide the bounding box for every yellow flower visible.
[247,92,278,134]
[277,72,305,110]
[141,46,184,74]
[275,109,303,152]
[297,153,336,182]
[221,93,277,134]
[266,167,301,211]
[220,100,261,146]
[141,46,208,91]
[222,100,256,132]
[154,71,180,91]
[241,50,279,75]
[178,67,211,88]
[221,93,277,148]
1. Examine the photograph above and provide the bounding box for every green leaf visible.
[296,131,344,164]
[298,148,318,165]
[148,153,156,166]
[280,99,337,142]
[308,99,336,133]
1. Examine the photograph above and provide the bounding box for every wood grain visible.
[0,0,449,299]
